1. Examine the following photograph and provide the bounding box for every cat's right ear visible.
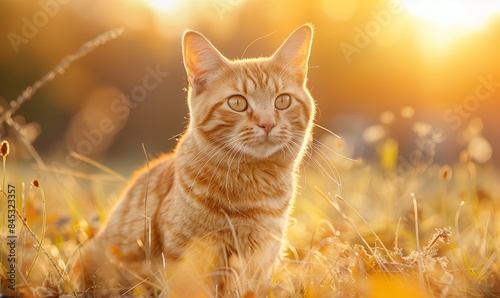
[271,24,313,86]
[182,30,228,93]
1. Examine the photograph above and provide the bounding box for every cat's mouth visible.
[245,135,283,158]
[256,132,279,145]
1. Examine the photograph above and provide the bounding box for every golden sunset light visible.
[402,0,500,29]
[143,0,183,13]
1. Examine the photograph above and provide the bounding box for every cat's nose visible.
[258,122,276,134]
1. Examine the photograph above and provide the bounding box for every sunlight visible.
[400,1,500,58]
[143,0,183,13]
[401,0,500,30]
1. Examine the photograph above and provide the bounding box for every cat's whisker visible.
[234,143,246,175]
[225,142,243,179]
[282,133,311,187]
[167,131,184,141]
[282,141,299,160]
[306,139,341,171]
[185,142,227,197]
[312,138,357,162]
[309,147,343,191]
[223,142,248,216]
[160,133,234,190]
[241,30,277,58]
[223,142,241,196]
[190,137,239,198]
[286,132,343,191]
[313,123,341,139]
[297,139,342,186]
[204,138,240,190]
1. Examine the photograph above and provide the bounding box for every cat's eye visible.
[275,94,292,110]
[227,95,248,112]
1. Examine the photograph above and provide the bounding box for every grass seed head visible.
[0,140,10,157]
[424,227,452,255]
[439,165,453,182]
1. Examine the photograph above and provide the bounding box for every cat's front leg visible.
[223,239,281,297]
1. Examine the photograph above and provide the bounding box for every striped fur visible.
[70,24,315,297]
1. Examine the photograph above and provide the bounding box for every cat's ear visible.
[272,24,313,85]
[182,30,228,93]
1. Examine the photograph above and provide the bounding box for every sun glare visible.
[400,1,500,57]
[144,0,182,13]
[402,0,500,30]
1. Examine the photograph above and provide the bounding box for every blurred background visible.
[1,0,500,174]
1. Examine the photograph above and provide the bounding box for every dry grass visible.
[2,137,499,297]
[1,30,499,298]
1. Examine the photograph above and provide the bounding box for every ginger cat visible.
[70,24,315,297]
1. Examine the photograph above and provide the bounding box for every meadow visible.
[1,28,499,298]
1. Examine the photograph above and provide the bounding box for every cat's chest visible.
[179,156,292,197]
[169,153,295,225]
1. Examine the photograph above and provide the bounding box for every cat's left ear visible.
[272,24,313,85]
[183,30,228,93]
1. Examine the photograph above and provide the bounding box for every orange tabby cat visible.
[70,24,315,297]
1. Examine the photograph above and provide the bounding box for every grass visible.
[1,30,499,297]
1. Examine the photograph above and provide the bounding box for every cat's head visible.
[182,24,315,160]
